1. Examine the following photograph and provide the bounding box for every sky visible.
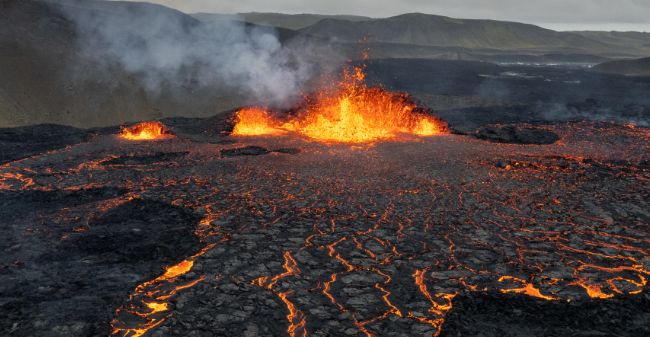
[131,0,650,32]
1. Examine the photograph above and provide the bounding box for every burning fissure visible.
[120,122,173,140]
[232,63,448,143]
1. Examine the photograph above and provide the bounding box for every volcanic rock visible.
[0,197,204,336]
[474,125,560,145]
[439,291,650,337]
[221,146,270,157]
[2,115,650,337]
[0,124,91,164]
[272,148,301,155]
[102,151,189,166]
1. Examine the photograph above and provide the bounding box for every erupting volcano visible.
[4,0,650,336]
[232,63,448,143]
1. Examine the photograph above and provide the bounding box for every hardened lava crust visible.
[1,118,649,337]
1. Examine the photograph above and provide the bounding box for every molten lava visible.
[232,108,283,136]
[232,64,447,142]
[120,121,172,140]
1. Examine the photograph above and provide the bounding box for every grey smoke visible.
[58,2,342,105]
[537,102,650,127]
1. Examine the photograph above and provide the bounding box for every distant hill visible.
[43,0,197,23]
[591,57,650,76]
[190,12,374,30]
[571,31,650,51]
[44,0,302,42]
[299,13,642,56]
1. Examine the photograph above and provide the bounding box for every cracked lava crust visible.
[1,118,650,337]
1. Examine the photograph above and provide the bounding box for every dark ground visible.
[439,291,650,337]
[364,59,650,131]
[1,62,650,337]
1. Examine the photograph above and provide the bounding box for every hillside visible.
[571,31,650,51]
[591,56,650,76]
[191,12,374,30]
[44,0,303,41]
[43,0,197,23]
[299,13,641,56]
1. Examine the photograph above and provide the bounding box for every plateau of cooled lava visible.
[1,119,649,337]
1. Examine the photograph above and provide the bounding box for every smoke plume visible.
[56,1,342,106]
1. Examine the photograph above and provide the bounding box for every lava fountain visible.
[120,121,173,140]
[232,63,448,143]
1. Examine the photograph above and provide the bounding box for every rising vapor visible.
[58,2,342,105]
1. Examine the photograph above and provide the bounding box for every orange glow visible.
[112,318,166,337]
[145,302,168,314]
[120,121,172,140]
[575,280,615,299]
[253,252,306,337]
[278,290,307,337]
[500,283,559,301]
[232,64,447,142]
[258,251,300,289]
[232,108,284,136]
[161,260,193,279]
[155,277,205,301]
[414,269,447,315]
[498,276,559,301]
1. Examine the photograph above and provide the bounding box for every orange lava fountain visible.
[232,64,447,143]
[120,121,172,140]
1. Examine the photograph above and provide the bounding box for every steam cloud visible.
[57,2,342,105]
[538,103,650,127]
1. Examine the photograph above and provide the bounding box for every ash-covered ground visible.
[1,117,649,337]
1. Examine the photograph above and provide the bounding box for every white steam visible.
[57,2,342,105]
[537,102,650,127]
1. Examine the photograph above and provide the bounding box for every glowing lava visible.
[232,108,284,136]
[120,121,172,140]
[232,64,448,142]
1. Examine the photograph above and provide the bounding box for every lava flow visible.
[232,63,448,143]
[120,121,173,140]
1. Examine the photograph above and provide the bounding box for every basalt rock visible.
[0,124,91,164]
[2,121,650,337]
[272,148,301,155]
[0,197,204,337]
[102,152,189,166]
[221,146,270,157]
[474,125,560,145]
[439,291,650,337]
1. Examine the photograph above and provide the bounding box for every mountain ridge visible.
[190,12,374,30]
[299,13,632,55]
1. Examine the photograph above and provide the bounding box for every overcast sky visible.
[131,0,650,32]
